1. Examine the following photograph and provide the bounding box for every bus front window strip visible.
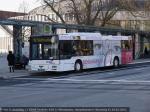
[31,43,59,60]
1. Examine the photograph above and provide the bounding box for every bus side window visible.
[122,40,131,51]
[82,41,93,56]
[60,40,75,59]
[125,44,129,51]
[122,41,126,51]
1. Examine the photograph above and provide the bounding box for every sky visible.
[0,0,41,12]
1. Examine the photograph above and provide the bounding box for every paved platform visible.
[0,55,29,79]
[0,55,150,79]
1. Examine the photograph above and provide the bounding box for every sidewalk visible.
[132,58,150,64]
[0,55,29,79]
[0,55,150,79]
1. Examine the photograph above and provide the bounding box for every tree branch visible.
[44,0,66,23]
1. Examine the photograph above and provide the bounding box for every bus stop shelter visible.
[0,18,149,61]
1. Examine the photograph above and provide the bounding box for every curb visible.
[0,75,29,79]
[129,60,150,66]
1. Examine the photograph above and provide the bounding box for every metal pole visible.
[13,25,22,63]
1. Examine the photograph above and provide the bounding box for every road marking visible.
[14,78,45,81]
[47,78,150,84]
[135,68,145,71]
[107,72,115,75]
[0,91,47,102]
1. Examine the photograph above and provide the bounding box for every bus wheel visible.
[113,57,119,68]
[74,61,83,72]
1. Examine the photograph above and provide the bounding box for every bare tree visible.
[42,0,149,27]
[18,1,30,13]
[120,0,150,30]
[18,1,31,42]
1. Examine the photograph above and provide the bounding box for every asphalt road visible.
[0,63,150,112]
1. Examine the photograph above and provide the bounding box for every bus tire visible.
[113,57,119,68]
[74,60,83,72]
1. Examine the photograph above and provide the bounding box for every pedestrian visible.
[144,47,148,56]
[7,51,15,72]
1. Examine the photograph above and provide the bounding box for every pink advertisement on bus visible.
[121,50,133,64]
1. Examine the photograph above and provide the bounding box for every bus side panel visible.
[82,56,104,69]
[92,40,105,68]
[121,39,133,64]
[103,40,112,66]
[102,40,121,66]
[58,60,75,71]
[121,51,133,64]
[93,40,121,67]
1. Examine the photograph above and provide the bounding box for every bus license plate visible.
[38,68,45,71]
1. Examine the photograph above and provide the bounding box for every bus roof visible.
[31,33,131,41]
[59,33,102,40]
[102,35,131,40]
[59,33,131,41]
[112,36,131,40]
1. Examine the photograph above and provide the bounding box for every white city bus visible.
[29,33,133,72]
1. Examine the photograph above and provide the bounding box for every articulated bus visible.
[29,33,133,72]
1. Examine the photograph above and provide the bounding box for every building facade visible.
[0,11,26,54]
[0,0,150,58]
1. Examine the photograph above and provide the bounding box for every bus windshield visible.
[30,35,59,60]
